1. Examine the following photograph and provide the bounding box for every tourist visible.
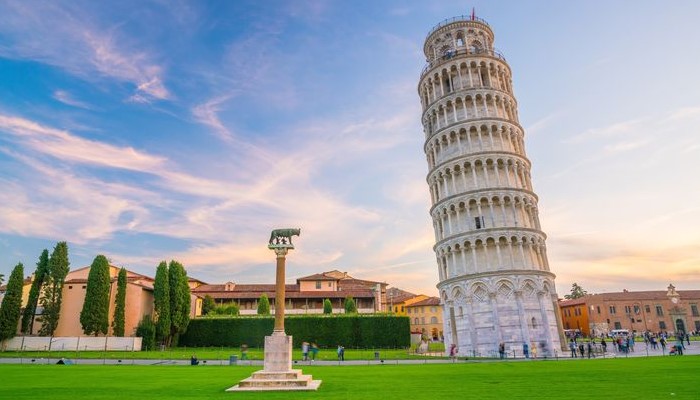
[310,342,319,361]
[578,342,585,358]
[302,341,309,361]
[587,341,594,358]
[337,345,345,361]
[660,336,667,352]
[569,339,577,358]
[522,342,529,359]
[449,343,457,359]
[531,342,538,359]
[601,337,607,353]
[241,344,248,360]
[498,342,505,359]
[190,354,199,365]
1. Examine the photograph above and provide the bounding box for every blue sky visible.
[1,1,699,296]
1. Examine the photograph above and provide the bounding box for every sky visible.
[1,0,699,297]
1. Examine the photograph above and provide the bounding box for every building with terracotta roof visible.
[406,296,443,340]
[192,270,388,315]
[384,287,420,315]
[559,284,700,337]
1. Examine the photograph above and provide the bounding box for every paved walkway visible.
[0,342,696,366]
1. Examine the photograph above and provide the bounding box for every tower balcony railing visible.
[425,15,492,41]
[420,48,507,78]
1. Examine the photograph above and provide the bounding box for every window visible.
[659,321,666,330]
[695,321,700,331]
[597,306,601,314]
[645,305,651,314]
[656,305,664,316]
[401,306,404,312]
[606,319,610,324]
[609,306,616,314]
[430,316,438,324]
[691,304,699,317]
[68,285,73,289]
[624,305,631,314]
[421,317,425,324]
[407,308,412,314]
[394,306,398,313]
[614,322,622,330]
[82,285,86,289]
[328,282,332,288]
[315,281,321,289]
[431,306,437,313]
[633,305,640,315]
[474,216,485,229]
[414,318,419,325]
[531,317,537,329]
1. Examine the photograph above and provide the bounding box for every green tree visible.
[201,295,216,316]
[564,283,588,300]
[0,263,24,342]
[344,296,357,314]
[21,249,49,334]
[153,261,170,344]
[39,241,70,336]
[168,260,190,346]
[323,298,333,314]
[257,294,270,315]
[80,255,111,336]
[112,267,127,337]
[135,315,156,351]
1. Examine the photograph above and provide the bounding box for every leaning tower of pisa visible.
[418,15,565,356]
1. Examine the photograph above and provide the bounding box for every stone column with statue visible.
[228,228,321,391]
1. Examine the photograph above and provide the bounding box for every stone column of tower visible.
[418,15,565,356]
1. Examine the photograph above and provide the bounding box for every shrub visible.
[179,314,410,348]
[135,315,156,350]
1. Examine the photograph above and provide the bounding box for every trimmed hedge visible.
[179,315,410,348]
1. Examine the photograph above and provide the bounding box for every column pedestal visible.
[228,239,321,392]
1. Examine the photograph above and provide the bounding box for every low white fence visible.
[1,336,142,351]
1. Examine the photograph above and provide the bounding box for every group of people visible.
[497,341,543,359]
[301,341,320,361]
[568,339,597,358]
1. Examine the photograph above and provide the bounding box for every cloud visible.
[191,95,236,142]
[52,90,94,110]
[0,2,170,103]
[0,114,166,171]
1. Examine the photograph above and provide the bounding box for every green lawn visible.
[0,356,698,399]
[0,347,443,361]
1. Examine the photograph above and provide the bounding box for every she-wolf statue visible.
[268,228,301,245]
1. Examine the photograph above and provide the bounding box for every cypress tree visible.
[344,296,357,314]
[112,267,127,337]
[168,260,190,345]
[0,263,24,342]
[21,249,49,334]
[323,298,333,314]
[257,294,270,315]
[39,242,70,336]
[80,255,111,336]
[153,261,170,345]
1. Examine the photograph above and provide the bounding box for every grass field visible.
[0,356,698,399]
[0,347,445,361]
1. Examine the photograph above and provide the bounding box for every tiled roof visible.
[297,273,337,281]
[559,290,700,305]
[191,289,375,300]
[407,296,441,307]
[386,287,417,303]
